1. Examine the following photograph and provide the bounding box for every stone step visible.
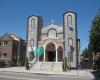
[31,62,63,71]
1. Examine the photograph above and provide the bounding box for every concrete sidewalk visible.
[0,67,94,77]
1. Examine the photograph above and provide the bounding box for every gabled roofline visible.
[44,23,63,28]
[0,33,20,41]
[0,33,10,39]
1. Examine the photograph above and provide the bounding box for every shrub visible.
[7,60,13,67]
[25,57,30,70]
[0,61,6,68]
[62,57,68,71]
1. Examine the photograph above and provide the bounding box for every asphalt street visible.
[0,71,100,80]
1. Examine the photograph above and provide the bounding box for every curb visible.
[0,69,94,77]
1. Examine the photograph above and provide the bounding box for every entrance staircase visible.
[29,47,62,71]
[31,62,62,71]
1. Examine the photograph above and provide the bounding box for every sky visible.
[0,0,100,53]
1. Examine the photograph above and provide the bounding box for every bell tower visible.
[63,11,78,68]
[26,15,43,63]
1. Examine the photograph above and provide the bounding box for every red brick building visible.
[0,33,26,66]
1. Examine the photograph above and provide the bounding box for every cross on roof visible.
[51,19,54,24]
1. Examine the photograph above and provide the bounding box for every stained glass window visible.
[48,29,56,37]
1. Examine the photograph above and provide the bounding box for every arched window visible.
[67,15,72,26]
[68,38,74,62]
[48,29,57,37]
[67,15,74,31]
[31,18,35,28]
[68,38,73,47]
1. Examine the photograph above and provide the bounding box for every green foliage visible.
[0,48,2,57]
[90,14,100,52]
[8,60,13,66]
[95,56,100,65]
[62,57,68,71]
[81,48,89,58]
[0,60,14,67]
[25,57,30,70]
[0,61,6,68]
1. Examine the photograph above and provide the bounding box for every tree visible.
[62,57,68,71]
[25,56,30,70]
[89,9,100,70]
[0,48,2,57]
[81,48,89,58]
[89,10,100,53]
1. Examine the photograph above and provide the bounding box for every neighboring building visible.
[0,33,26,66]
[26,11,80,69]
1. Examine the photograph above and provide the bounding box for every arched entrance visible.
[45,43,56,62]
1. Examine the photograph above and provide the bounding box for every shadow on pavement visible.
[91,70,100,80]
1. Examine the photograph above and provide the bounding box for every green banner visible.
[33,47,44,57]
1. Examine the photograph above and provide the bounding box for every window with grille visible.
[2,53,7,59]
[3,41,8,46]
[48,29,57,37]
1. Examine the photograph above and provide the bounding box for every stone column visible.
[56,47,58,62]
[43,47,46,62]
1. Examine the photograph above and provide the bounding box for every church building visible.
[26,11,80,70]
